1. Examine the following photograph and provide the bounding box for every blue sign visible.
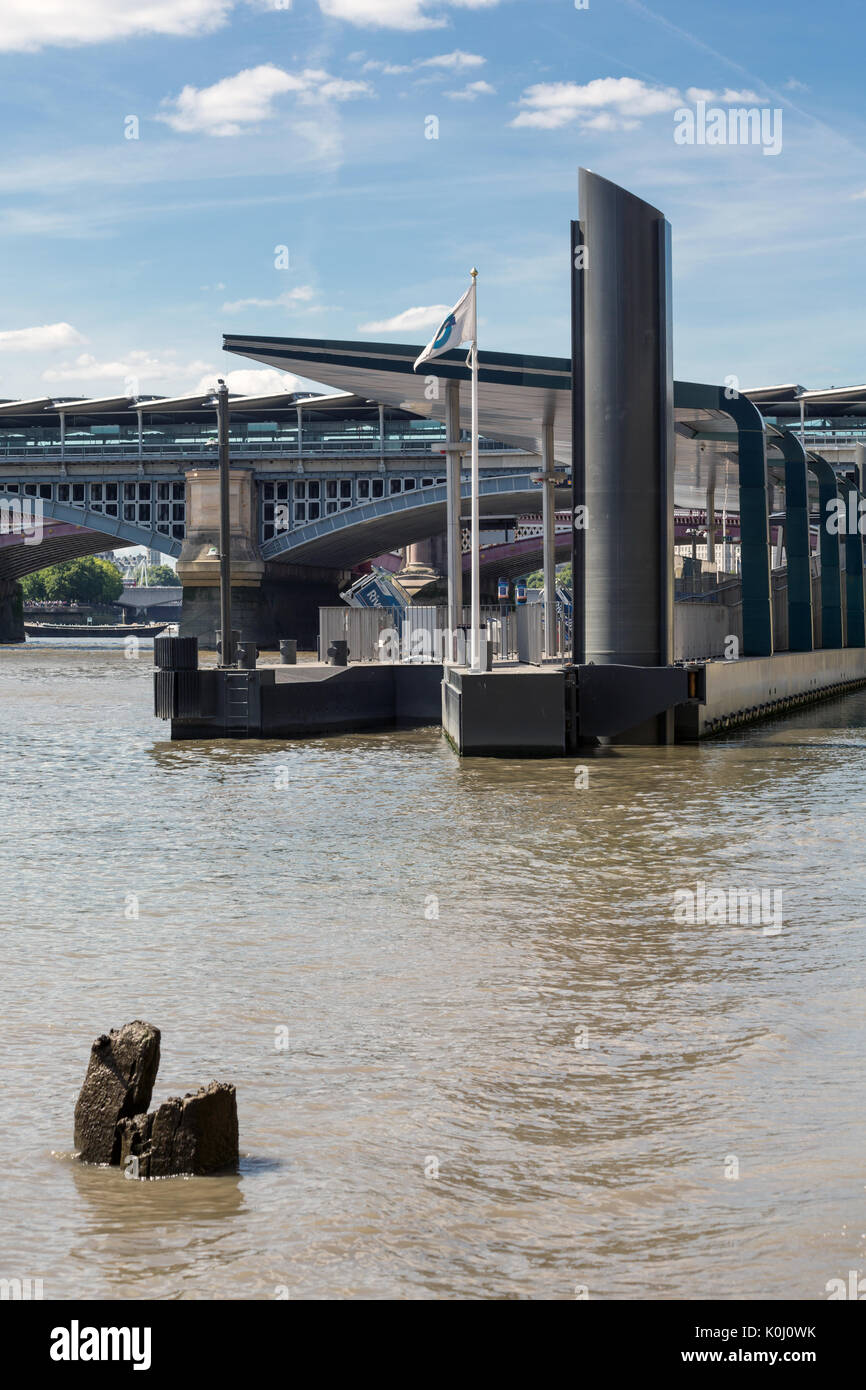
[347,574,406,612]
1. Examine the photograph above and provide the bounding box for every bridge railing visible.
[799,433,866,453]
[0,438,528,464]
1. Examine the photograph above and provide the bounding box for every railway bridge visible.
[0,390,546,644]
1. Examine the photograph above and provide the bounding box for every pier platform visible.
[677,648,866,737]
[159,658,443,740]
[442,665,568,756]
[155,639,866,749]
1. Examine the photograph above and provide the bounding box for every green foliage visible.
[21,557,124,605]
[523,562,572,589]
[21,570,47,600]
[144,564,181,587]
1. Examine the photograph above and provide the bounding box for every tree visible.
[21,570,47,600]
[524,562,571,589]
[145,564,181,587]
[22,557,124,605]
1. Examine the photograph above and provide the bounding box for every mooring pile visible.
[73,1020,238,1178]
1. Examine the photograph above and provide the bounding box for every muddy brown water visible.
[1,641,864,1299]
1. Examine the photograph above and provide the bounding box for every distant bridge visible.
[0,442,539,584]
[260,473,571,568]
[0,510,172,581]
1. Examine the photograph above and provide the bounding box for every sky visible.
[1,0,866,402]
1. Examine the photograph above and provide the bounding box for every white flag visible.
[413,283,476,370]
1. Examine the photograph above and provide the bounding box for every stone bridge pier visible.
[397,535,447,602]
[177,468,346,649]
[0,578,24,644]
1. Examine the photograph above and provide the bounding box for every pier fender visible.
[577,663,689,739]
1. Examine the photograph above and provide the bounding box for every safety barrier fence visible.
[318,602,551,665]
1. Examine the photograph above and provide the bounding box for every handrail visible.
[0,439,528,463]
[800,432,866,445]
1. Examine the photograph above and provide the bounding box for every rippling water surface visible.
[1,642,864,1299]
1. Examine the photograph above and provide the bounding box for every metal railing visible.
[318,607,396,662]
[0,438,529,464]
[318,602,552,666]
[800,432,866,448]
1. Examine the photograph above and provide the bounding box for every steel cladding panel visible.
[578,170,673,667]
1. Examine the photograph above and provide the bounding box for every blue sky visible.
[1,0,865,401]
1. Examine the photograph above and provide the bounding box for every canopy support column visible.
[674,384,773,657]
[776,428,813,651]
[808,453,843,649]
[839,477,865,647]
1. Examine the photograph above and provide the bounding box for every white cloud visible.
[0,322,86,352]
[194,367,317,397]
[0,0,234,52]
[158,66,298,138]
[38,352,322,398]
[317,0,499,31]
[41,349,212,388]
[421,50,485,69]
[315,73,375,100]
[363,49,484,75]
[446,80,495,101]
[158,64,371,137]
[0,0,501,52]
[582,112,639,132]
[685,87,762,105]
[512,77,686,131]
[362,59,413,74]
[358,304,450,332]
[221,287,317,312]
[319,0,445,28]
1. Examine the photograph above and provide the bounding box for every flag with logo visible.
[413,283,476,370]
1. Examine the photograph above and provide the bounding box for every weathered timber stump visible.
[74,1023,239,1177]
[120,1083,239,1178]
[73,1021,161,1164]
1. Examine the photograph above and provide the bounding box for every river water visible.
[0,640,864,1300]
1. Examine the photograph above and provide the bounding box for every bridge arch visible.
[0,490,181,581]
[261,472,571,570]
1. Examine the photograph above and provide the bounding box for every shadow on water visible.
[239,1155,286,1174]
[63,1160,247,1297]
[145,725,443,773]
[67,1157,246,1233]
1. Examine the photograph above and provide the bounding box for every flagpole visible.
[470,268,480,671]
[411,277,478,667]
